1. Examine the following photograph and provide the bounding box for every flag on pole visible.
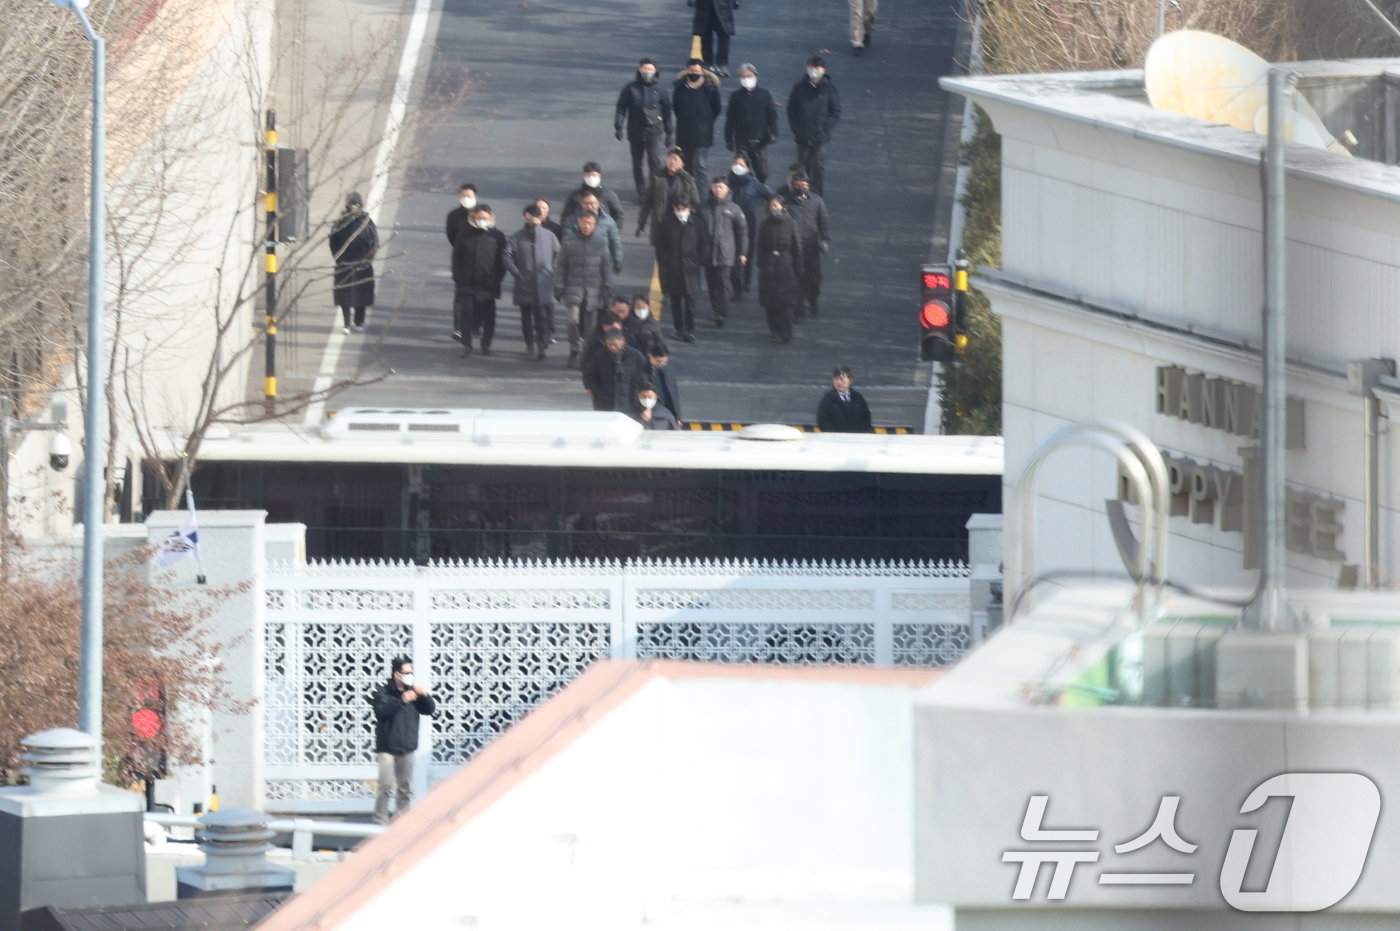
[152,489,201,567]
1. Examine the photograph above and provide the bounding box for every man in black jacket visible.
[371,656,436,824]
[725,64,778,183]
[615,58,674,199]
[641,341,683,424]
[444,183,478,248]
[450,204,508,356]
[787,57,841,195]
[783,172,830,318]
[672,59,723,191]
[816,366,874,433]
[582,329,647,412]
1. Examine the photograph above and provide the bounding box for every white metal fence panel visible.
[262,558,971,809]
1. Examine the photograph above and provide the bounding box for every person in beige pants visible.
[849,0,877,55]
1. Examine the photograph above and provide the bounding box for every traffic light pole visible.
[263,110,278,414]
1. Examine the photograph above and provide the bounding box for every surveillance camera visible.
[49,433,71,472]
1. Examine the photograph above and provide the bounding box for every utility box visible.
[0,730,146,929]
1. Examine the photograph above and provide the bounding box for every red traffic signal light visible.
[131,708,163,740]
[128,676,169,781]
[920,264,956,362]
[920,300,951,329]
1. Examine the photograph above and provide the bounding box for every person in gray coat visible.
[504,204,559,361]
[564,192,624,274]
[696,177,748,328]
[556,212,614,367]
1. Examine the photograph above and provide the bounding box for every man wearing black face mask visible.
[615,58,674,200]
[672,58,722,191]
[783,171,830,319]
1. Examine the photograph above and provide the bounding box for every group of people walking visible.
[326,0,881,430]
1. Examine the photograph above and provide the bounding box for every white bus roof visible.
[192,409,1004,476]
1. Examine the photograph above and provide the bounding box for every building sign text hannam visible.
[1115,367,1344,569]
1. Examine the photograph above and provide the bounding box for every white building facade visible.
[944,62,1400,599]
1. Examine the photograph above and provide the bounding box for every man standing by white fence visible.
[371,656,436,824]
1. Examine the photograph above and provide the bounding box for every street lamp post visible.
[49,0,106,759]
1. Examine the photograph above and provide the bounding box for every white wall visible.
[147,509,268,811]
[951,72,1400,598]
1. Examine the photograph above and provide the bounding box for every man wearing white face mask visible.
[725,64,779,183]
[630,381,679,430]
[563,162,625,229]
[787,56,841,195]
[371,656,435,824]
[450,204,508,356]
[615,58,674,199]
[653,195,702,342]
[445,183,478,248]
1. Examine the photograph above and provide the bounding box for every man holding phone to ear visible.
[371,655,436,824]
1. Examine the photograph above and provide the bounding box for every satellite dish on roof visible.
[1144,30,1348,156]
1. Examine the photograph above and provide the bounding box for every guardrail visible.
[146,812,385,861]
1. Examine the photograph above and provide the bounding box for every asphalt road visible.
[282,0,964,430]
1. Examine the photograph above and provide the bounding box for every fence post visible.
[615,559,633,659]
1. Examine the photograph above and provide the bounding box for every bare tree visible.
[977,0,1298,76]
[0,538,246,785]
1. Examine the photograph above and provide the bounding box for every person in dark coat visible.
[641,341,683,424]
[817,365,874,432]
[329,191,378,333]
[630,381,680,430]
[631,294,663,345]
[755,195,802,344]
[725,64,779,182]
[444,183,478,249]
[787,57,841,195]
[639,149,700,245]
[579,312,634,375]
[688,0,739,75]
[623,293,662,348]
[556,212,614,366]
[582,329,647,412]
[615,58,674,199]
[371,655,436,824]
[562,162,626,229]
[726,156,774,297]
[697,177,748,328]
[783,171,830,318]
[504,204,559,361]
[532,198,565,242]
[653,195,702,342]
[671,60,723,191]
[451,204,508,356]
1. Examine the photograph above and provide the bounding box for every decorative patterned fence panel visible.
[262,558,973,809]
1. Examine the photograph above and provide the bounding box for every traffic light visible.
[128,676,168,781]
[920,264,956,362]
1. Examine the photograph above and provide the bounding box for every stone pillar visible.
[147,509,268,810]
[175,807,295,899]
[0,729,146,926]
